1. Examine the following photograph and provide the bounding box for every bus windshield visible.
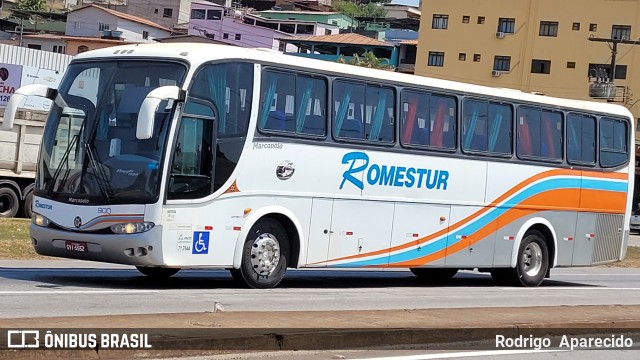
[35,60,187,205]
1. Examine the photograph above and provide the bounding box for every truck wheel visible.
[136,266,180,278]
[22,190,34,219]
[0,187,19,218]
[230,218,289,289]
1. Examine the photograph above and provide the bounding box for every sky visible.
[390,0,421,7]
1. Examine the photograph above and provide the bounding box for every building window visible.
[325,29,331,35]
[588,63,627,79]
[539,21,558,36]
[27,44,41,50]
[53,45,64,53]
[567,61,576,68]
[331,20,338,25]
[207,10,222,20]
[612,25,631,40]
[531,59,551,74]
[77,45,89,53]
[154,9,158,14]
[223,33,229,39]
[459,53,466,61]
[143,31,149,40]
[493,56,511,71]
[73,21,80,30]
[572,22,580,31]
[498,18,515,33]
[478,16,485,24]
[99,23,110,31]
[428,51,445,67]
[163,8,173,18]
[235,33,241,40]
[191,9,206,19]
[473,54,481,62]
[432,14,449,29]
[589,23,597,32]
[462,15,470,23]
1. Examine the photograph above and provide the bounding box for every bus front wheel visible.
[492,230,549,287]
[136,266,180,278]
[231,218,289,289]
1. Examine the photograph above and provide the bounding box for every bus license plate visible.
[65,241,87,252]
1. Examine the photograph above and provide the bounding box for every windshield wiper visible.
[48,133,79,197]
[84,143,113,202]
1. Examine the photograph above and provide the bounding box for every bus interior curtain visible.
[541,113,556,158]
[295,78,312,133]
[488,109,503,152]
[464,103,479,149]
[518,116,533,155]
[430,98,446,147]
[370,93,387,140]
[402,94,418,144]
[207,67,227,134]
[335,91,351,136]
[569,120,579,159]
[259,78,277,129]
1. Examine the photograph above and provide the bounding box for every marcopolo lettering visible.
[340,151,449,191]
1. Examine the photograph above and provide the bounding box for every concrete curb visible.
[0,306,640,359]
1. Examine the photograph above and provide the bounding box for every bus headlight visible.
[32,213,51,227]
[111,222,155,234]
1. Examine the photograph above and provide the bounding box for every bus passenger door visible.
[327,200,393,267]
[304,198,333,267]
[388,203,450,267]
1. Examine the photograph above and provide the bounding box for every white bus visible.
[3,44,634,288]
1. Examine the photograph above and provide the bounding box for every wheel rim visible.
[523,242,543,277]
[250,233,281,276]
[0,194,15,215]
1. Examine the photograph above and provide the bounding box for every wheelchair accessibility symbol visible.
[192,231,210,254]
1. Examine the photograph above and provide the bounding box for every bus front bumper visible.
[30,224,165,266]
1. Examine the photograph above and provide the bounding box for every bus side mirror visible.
[2,84,56,131]
[136,86,185,140]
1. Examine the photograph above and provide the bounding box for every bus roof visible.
[73,43,633,120]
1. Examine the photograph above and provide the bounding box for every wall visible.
[66,8,120,37]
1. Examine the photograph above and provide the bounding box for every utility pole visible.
[587,37,640,101]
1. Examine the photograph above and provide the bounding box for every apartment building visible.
[416,0,640,143]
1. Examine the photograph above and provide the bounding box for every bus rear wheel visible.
[492,230,549,287]
[410,268,458,283]
[231,218,289,289]
[136,266,180,278]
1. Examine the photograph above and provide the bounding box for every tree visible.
[337,51,395,71]
[12,0,46,11]
[332,0,387,18]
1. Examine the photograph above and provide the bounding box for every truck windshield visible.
[35,60,187,205]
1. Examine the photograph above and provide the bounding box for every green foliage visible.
[12,0,46,11]
[332,0,388,18]
[337,51,394,70]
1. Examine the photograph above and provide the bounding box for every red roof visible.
[69,5,171,32]
[281,33,392,47]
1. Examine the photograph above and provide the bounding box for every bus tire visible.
[0,186,19,218]
[513,230,549,287]
[136,266,180,278]
[410,268,458,283]
[22,190,34,219]
[231,218,289,289]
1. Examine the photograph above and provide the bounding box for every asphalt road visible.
[1,259,640,318]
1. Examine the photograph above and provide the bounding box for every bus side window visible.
[567,114,596,165]
[333,81,365,140]
[600,117,629,168]
[400,90,430,147]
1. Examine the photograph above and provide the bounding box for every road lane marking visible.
[357,349,566,360]
[0,290,160,295]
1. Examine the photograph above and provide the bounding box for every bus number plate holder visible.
[65,241,87,252]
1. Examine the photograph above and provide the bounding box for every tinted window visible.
[462,99,512,155]
[567,114,596,165]
[400,90,456,150]
[517,107,562,161]
[259,70,327,136]
[600,117,628,168]
[333,80,394,142]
